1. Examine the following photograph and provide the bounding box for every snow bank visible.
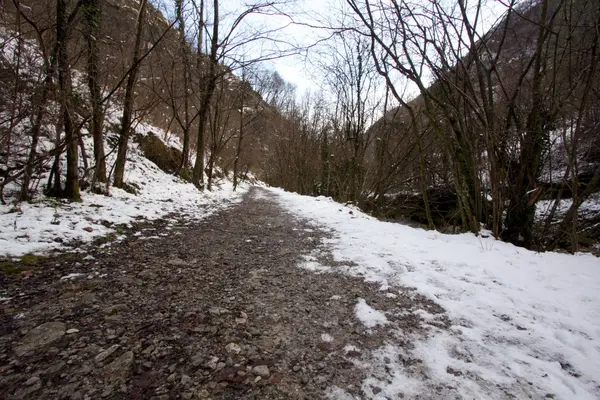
[270,188,600,400]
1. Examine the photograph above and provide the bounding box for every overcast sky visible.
[250,0,511,98]
[160,0,513,102]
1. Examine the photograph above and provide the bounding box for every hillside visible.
[353,0,600,251]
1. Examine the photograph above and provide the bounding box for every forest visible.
[1,0,599,253]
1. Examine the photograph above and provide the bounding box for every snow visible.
[0,150,247,257]
[60,273,84,280]
[321,333,334,343]
[355,299,388,329]
[270,188,600,400]
[0,29,249,258]
[536,192,600,222]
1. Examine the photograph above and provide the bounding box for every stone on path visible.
[102,351,134,381]
[14,322,66,356]
[252,365,270,378]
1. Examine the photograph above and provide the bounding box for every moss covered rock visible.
[136,132,182,175]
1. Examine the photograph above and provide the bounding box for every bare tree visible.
[191,0,217,187]
[113,0,148,188]
[82,0,106,187]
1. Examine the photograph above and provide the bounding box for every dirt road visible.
[0,188,441,399]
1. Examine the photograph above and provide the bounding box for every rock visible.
[208,307,229,316]
[45,361,66,375]
[102,351,134,381]
[80,293,96,304]
[83,226,94,232]
[248,328,261,337]
[10,377,42,399]
[103,304,129,315]
[101,386,114,398]
[235,312,248,324]
[167,258,189,267]
[225,343,241,354]
[25,376,41,386]
[191,352,204,367]
[205,356,219,370]
[66,328,79,335]
[15,321,66,356]
[252,365,270,378]
[181,374,192,386]
[292,365,301,372]
[314,375,328,386]
[95,344,119,364]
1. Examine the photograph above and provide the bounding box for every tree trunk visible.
[83,0,106,186]
[113,0,148,188]
[192,0,218,188]
[233,72,245,191]
[175,0,191,173]
[502,0,551,247]
[57,0,80,201]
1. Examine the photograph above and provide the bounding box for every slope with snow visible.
[0,27,248,258]
[270,188,600,400]
[0,103,248,258]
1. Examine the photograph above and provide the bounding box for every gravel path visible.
[0,187,444,399]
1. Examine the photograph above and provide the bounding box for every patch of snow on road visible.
[321,333,334,343]
[271,187,600,400]
[298,253,330,273]
[355,298,388,329]
[60,273,84,281]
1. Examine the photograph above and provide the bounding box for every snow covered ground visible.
[0,116,248,257]
[270,188,600,400]
[0,172,246,258]
[536,192,600,222]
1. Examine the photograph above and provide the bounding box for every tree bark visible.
[57,0,80,201]
[83,0,106,186]
[233,72,245,191]
[192,0,218,188]
[113,0,148,188]
[175,0,191,173]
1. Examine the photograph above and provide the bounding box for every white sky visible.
[256,0,512,98]
[158,0,514,104]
